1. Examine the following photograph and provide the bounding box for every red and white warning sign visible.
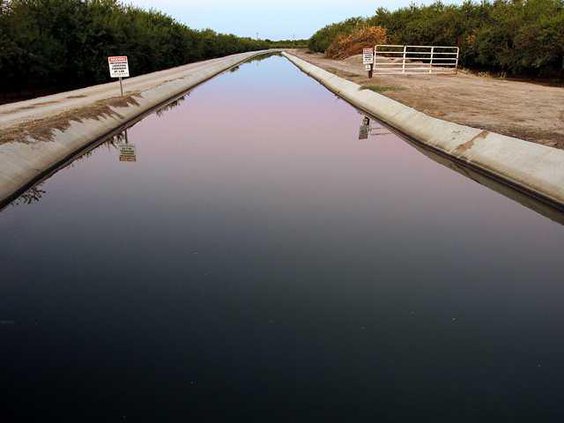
[108,56,130,78]
[362,48,374,65]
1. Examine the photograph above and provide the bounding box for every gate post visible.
[402,45,407,74]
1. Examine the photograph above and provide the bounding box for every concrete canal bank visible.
[1,49,563,212]
[0,50,275,205]
[282,52,564,210]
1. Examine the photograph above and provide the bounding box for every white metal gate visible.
[373,45,459,75]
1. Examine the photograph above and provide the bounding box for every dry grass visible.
[325,67,359,79]
[0,94,141,145]
[361,84,404,93]
[326,27,387,60]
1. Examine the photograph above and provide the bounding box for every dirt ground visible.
[289,49,564,149]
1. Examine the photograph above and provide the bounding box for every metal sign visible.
[358,115,392,140]
[362,48,374,65]
[119,144,136,162]
[108,56,130,78]
[108,56,129,96]
[359,116,370,140]
[358,124,369,140]
[364,65,372,71]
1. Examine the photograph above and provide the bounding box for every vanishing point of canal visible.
[1,55,563,422]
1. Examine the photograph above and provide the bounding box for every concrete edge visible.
[0,50,277,205]
[282,52,564,209]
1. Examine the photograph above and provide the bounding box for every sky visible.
[124,0,462,40]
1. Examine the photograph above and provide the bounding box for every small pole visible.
[402,45,407,74]
[365,47,374,78]
[373,46,378,77]
[119,77,124,97]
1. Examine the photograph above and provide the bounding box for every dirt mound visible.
[326,26,388,60]
[343,55,363,66]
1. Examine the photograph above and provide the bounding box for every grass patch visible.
[326,67,359,78]
[361,84,404,93]
[0,93,141,145]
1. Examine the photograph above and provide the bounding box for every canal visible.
[1,55,563,422]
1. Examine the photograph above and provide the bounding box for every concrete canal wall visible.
[282,52,564,209]
[1,49,563,210]
[0,50,275,205]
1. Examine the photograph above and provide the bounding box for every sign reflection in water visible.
[3,97,190,209]
[116,130,137,163]
[358,115,392,140]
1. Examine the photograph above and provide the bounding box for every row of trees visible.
[0,0,271,96]
[308,0,564,77]
[266,38,308,49]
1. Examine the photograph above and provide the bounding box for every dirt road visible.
[289,50,564,149]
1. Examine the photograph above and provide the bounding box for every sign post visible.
[108,56,130,96]
[363,48,374,79]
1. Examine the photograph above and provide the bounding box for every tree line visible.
[308,0,564,78]
[0,0,271,97]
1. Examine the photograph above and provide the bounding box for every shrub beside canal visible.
[308,0,564,78]
[0,0,270,97]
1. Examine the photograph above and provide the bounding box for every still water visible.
[1,56,563,422]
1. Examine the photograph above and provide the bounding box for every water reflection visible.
[244,52,280,64]
[10,185,45,207]
[353,112,563,223]
[6,129,135,209]
[228,55,277,73]
[407,138,564,225]
[358,116,370,140]
[358,115,392,140]
[116,130,137,163]
[2,94,191,210]
[155,95,187,117]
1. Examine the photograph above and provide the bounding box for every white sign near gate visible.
[362,48,374,65]
[108,56,130,78]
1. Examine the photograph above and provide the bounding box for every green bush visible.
[309,0,564,77]
[308,17,366,53]
[0,0,270,95]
